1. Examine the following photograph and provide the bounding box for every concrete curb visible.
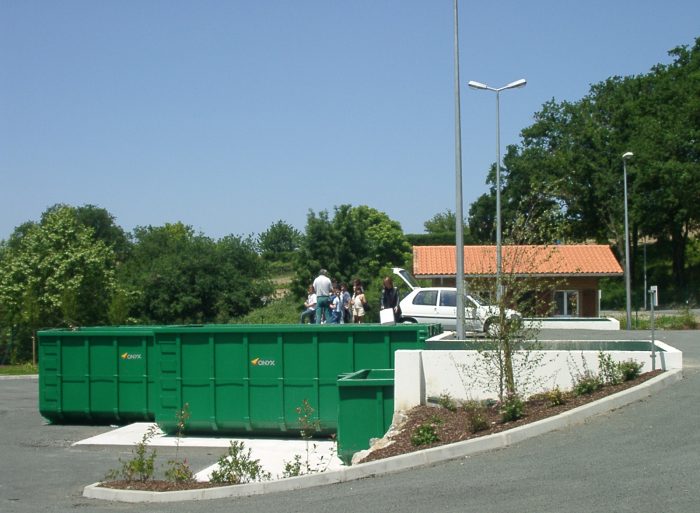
[83,368,683,503]
[0,374,38,380]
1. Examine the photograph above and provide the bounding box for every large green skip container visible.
[38,323,440,433]
[337,369,394,464]
[153,324,437,435]
[39,327,158,424]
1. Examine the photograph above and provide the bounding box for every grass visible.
[0,363,38,375]
[232,294,300,324]
[615,309,698,330]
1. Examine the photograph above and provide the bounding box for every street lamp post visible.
[453,0,466,340]
[468,78,527,301]
[622,151,634,329]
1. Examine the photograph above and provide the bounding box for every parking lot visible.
[1,329,698,513]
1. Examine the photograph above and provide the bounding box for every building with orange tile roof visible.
[412,245,623,317]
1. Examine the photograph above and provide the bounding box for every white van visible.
[392,267,520,333]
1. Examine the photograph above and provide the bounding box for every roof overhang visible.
[418,273,622,279]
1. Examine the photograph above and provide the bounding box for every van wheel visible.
[401,317,417,324]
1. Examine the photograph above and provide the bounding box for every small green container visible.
[337,369,395,465]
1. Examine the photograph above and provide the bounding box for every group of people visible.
[299,269,401,325]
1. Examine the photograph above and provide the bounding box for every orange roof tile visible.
[413,245,623,277]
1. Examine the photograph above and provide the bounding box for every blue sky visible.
[1,0,698,241]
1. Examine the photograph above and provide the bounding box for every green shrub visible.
[106,425,159,483]
[500,394,525,423]
[280,454,303,479]
[464,401,489,433]
[429,414,444,425]
[210,441,271,485]
[573,371,601,396]
[411,424,439,446]
[437,393,458,412]
[619,360,644,381]
[279,400,335,478]
[163,403,194,484]
[597,351,645,385]
[164,459,195,483]
[546,387,567,407]
[598,351,623,386]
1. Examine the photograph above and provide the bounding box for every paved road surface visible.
[1,330,697,513]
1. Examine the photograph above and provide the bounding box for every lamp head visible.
[622,151,634,160]
[468,80,488,90]
[504,78,527,90]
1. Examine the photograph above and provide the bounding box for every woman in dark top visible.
[380,276,401,322]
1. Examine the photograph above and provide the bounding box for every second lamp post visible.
[468,78,527,301]
[622,151,634,329]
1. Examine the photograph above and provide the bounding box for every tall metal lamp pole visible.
[453,0,465,340]
[622,151,634,329]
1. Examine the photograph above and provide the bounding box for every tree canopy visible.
[0,207,274,362]
[292,205,411,306]
[257,220,302,261]
[467,37,700,299]
[114,223,272,324]
[0,206,118,360]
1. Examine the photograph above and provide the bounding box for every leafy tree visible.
[40,203,130,260]
[423,209,473,244]
[626,42,700,291]
[468,191,496,243]
[0,206,117,361]
[258,220,302,261]
[424,210,457,234]
[115,223,273,324]
[465,200,567,401]
[293,210,337,292]
[73,204,131,261]
[216,234,275,320]
[467,37,700,302]
[292,205,411,309]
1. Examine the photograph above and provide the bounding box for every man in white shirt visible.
[313,269,333,324]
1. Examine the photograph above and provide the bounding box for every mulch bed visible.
[99,480,222,492]
[358,370,663,463]
[99,370,663,491]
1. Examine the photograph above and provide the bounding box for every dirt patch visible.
[99,480,221,492]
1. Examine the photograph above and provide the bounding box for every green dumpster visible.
[38,327,157,424]
[153,324,434,434]
[337,369,394,465]
[37,323,440,434]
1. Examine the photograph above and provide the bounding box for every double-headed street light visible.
[468,78,527,301]
[622,151,634,329]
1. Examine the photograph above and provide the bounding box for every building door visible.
[554,290,579,317]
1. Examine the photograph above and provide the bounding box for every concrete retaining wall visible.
[394,340,682,411]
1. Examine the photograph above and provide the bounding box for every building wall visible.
[557,277,600,317]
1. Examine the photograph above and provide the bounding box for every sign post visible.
[649,285,658,370]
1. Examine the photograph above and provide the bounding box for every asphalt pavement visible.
[1,329,698,513]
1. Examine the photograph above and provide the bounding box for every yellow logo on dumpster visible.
[121,352,142,360]
[251,357,275,367]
